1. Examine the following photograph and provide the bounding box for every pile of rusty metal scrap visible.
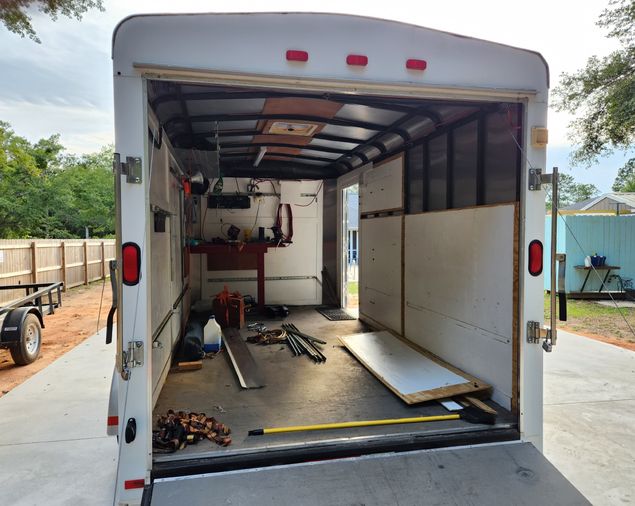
[247,328,287,345]
[153,410,231,453]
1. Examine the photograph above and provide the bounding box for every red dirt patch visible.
[0,282,112,397]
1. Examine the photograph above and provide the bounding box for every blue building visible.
[544,213,635,295]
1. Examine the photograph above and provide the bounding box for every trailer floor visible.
[153,308,515,463]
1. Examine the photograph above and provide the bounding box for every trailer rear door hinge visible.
[528,168,553,191]
[122,340,144,379]
[527,321,554,352]
[113,153,143,184]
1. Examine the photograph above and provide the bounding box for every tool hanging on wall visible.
[248,406,496,436]
[274,203,293,243]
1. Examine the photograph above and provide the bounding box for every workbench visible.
[574,265,620,293]
[189,242,286,308]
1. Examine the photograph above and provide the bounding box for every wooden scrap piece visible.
[460,395,498,415]
[174,360,202,372]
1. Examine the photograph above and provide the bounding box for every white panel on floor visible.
[404,204,515,409]
[359,156,403,213]
[340,331,466,395]
[360,215,401,333]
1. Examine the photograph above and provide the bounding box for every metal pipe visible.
[287,333,301,356]
[286,324,327,345]
[550,166,559,347]
[288,329,320,362]
[289,324,326,362]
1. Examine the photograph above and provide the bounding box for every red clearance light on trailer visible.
[528,240,543,276]
[286,50,309,62]
[406,59,427,71]
[346,54,368,66]
[124,479,145,490]
[122,242,141,286]
[107,416,118,426]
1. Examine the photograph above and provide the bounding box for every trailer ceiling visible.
[147,80,499,179]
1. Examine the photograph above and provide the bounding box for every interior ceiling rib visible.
[147,81,493,179]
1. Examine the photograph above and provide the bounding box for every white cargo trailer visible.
[108,12,585,505]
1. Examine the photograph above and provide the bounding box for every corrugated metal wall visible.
[544,215,635,292]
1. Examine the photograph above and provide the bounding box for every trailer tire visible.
[10,314,42,365]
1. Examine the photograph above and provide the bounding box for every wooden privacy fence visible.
[0,239,116,306]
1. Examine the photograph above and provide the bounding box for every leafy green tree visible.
[552,0,635,184]
[0,121,114,238]
[53,146,115,237]
[0,0,103,43]
[546,173,600,209]
[612,158,635,191]
[0,121,63,238]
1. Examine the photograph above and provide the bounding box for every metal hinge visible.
[122,340,144,380]
[113,153,143,184]
[527,321,554,352]
[528,168,553,191]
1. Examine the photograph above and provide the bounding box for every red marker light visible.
[286,50,309,62]
[124,479,145,490]
[107,416,118,426]
[122,242,141,286]
[406,59,427,71]
[528,240,543,276]
[346,54,368,66]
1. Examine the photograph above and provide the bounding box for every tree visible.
[0,121,114,238]
[612,158,635,191]
[53,146,115,237]
[546,173,600,209]
[552,0,635,178]
[0,0,103,43]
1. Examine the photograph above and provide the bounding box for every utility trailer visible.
[0,282,63,365]
[108,12,584,505]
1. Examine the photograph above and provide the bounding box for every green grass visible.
[347,281,359,295]
[544,293,635,343]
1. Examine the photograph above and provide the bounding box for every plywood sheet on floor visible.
[340,331,490,404]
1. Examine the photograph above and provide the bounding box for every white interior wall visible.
[193,178,323,305]
[359,216,402,333]
[359,157,404,213]
[404,205,515,409]
[149,117,185,403]
[358,156,404,332]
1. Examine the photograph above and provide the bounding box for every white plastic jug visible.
[203,316,222,352]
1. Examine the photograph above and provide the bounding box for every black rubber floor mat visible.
[315,307,356,321]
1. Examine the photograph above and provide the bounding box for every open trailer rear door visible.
[144,442,588,505]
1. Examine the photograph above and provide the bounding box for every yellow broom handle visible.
[261,414,461,434]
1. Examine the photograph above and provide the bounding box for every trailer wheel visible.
[10,314,42,365]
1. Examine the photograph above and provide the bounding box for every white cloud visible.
[0,100,112,153]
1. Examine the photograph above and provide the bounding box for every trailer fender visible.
[1,307,45,344]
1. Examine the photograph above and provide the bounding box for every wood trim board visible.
[339,331,491,404]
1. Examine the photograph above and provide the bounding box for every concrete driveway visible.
[544,329,635,505]
[0,330,117,506]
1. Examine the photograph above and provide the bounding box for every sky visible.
[0,0,631,192]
